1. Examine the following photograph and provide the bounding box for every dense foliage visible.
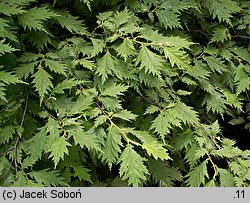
[0,0,250,187]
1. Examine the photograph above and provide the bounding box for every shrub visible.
[0,0,250,187]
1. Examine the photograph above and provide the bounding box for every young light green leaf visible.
[130,130,171,160]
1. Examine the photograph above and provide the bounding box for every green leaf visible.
[101,126,123,169]
[218,168,235,187]
[188,62,211,80]
[136,45,163,76]
[234,64,250,95]
[115,38,136,61]
[52,78,82,94]
[118,144,148,186]
[172,129,194,150]
[70,126,100,151]
[148,158,182,186]
[174,102,199,125]
[130,130,171,161]
[142,141,171,161]
[29,30,51,50]
[205,0,241,23]
[0,40,17,55]
[32,68,53,103]
[0,19,17,41]
[94,115,108,127]
[144,105,160,115]
[184,142,201,167]
[99,96,122,111]
[16,62,37,79]
[165,36,194,49]
[45,133,71,168]
[56,13,86,33]
[0,83,7,101]
[0,71,23,85]
[13,171,28,186]
[44,59,67,76]
[223,91,243,109]
[73,166,92,183]
[186,160,209,186]
[113,8,132,28]
[202,92,227,115]
[27,127,47,160]
[68,94,93,115]
[76,58,95,70]
[29,169,67,186]
[156,10,180,30]
[150,113,175,138]
[0,2,25,16]
[232,47,250,64]
[211,25,230,43]
[96,52,116,83]
[18,7,59,31]
[79,0,93,10]
[91,38,105,57]
[0,125,15,144]
[112,110,137,121]
[19,52,41,63]
[164,47,190,70]
[101,84,129,98]
[211,147,242,158]
[203,56,227,74]
[150,103,198,139]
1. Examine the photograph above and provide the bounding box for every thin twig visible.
[232,35,250,39]
[13,93,28,172]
